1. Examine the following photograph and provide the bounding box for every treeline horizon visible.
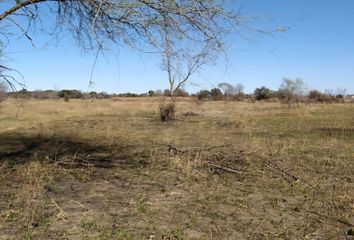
[3,86,353,103]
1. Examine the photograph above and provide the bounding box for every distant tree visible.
[0,81,8,102]
[148,90,155,97]
[210,88,223,100]
[118,92,138,97]
[163,89,171,97]
[324,89,334,97]
[155,90,163,96]
[58,90,83,99]
[335,88,347,99]
[217,82,235,98]
[16,89,31,99]
[232,83,245,100]
[89,91,98,98]
[31,90,58,99]
[197,90,210,100]
[253,86,275,100]
[97,92,110,99]
[139,93,148,97]
[308,90,324,102]
[278,78,305,108]
[234,83,245,95]
[175,88,189,97]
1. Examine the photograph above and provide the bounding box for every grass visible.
[0,97,353,239]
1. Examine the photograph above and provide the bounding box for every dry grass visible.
[0,98,353,239]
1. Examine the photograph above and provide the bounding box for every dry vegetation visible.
[0,98,353,239]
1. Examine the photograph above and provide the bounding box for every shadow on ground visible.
[0,132,148,168]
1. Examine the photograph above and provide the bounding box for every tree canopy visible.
[0,0,249,89]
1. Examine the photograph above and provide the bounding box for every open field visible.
[0,98,353,239]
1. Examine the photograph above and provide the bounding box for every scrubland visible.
[0,98,353,239]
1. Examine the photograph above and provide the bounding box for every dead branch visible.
[265,160,299,183]
[47,195,66,220]
[206,163,243,174]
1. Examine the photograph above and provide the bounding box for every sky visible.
[1,0,354,94]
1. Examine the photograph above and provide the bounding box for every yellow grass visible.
[0,98,353,239]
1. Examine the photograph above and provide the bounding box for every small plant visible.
[114,225,131,239]
[137,198,148,214]
[163,228,185,239]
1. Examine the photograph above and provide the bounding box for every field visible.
[0,98,353,239]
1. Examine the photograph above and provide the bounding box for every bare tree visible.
[279,78,305,108]
[335,88,347,98]
[0,64,24,91]
[234,83,244,95]
[0,1,249,87]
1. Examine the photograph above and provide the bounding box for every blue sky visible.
[1,0,354,94]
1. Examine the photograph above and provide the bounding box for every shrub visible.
[58,90,83,99]
[148,90,155,97]
[253,87,275,100]
[197,90,210,100]
[308,90,324,102]
[159,102,175,121]
[210,88,223,100]
[175,88,189,97]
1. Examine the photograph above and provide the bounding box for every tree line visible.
[0,78,351,106]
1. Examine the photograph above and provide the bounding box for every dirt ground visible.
[0,98,353,239]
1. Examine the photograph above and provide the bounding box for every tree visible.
[163,89,171,97]
[234,84,244,95]
[155,89,163,96]
[253,87,274,100]
[308,90,323,102]
[175,88,189,97]
[148,90,155,97]
[197,90,210,100]
[89,91,98,99]
[210,88,223,100]
[0,81,8,103]
[335,88,347,99]
[278,78,305,108]
[0,0,246,88]
[57,90,83,99]
[217,82,235,98]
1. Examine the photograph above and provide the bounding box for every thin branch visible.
[0,0,49,22]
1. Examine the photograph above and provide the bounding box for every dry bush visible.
[159,101,175,121]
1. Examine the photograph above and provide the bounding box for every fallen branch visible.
[207,163,243,174]
[153,141,232,155]
[48,196,65,220]
[266,160,299,182]
[57,160,93,167]
[191,144,232,151]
